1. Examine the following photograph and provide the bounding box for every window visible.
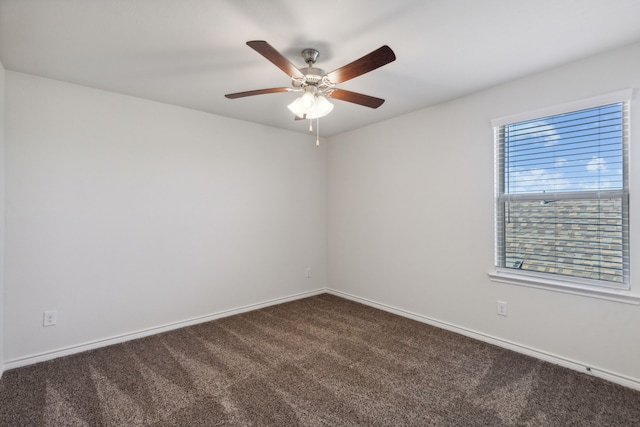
[492,92,631,295]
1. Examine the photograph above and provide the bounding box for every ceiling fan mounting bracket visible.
[301,48,319,66]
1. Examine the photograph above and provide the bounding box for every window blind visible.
[495,102,629,288]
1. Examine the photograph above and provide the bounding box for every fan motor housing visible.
[292,67,326,87]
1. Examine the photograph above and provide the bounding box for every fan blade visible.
[247,41,305,78]
[326,45,396,84]
[329,89,385,109]
[225,87,291,99]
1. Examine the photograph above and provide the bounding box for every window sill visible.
[488,269,640,305]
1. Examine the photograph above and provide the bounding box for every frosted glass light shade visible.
[287,97,307,118]
[287,94,333,119]
[306,95,334,119]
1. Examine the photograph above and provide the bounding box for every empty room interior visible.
[1,0,640,425]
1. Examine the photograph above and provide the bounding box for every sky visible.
[504,103,624,194]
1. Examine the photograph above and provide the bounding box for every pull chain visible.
[316,118,320,147]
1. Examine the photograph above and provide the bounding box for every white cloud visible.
[579,179,618,190]
[554,158,567,168]
[586,156,607,172]
[511,168,570,193]
[509,119,559,147]
[528,120,560,147]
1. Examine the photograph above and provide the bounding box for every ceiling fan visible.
[225,41,396,121]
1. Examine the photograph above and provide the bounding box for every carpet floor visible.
[1,293,639,426]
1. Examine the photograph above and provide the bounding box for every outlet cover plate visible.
[44,310,57,326]
[497,301,508,316]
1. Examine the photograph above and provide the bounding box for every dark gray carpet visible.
[1,293,639,426]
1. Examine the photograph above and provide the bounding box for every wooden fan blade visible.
[225,87,290,99]
[329,89,385,109]
[247,40,305,78]
[326,45,396,84]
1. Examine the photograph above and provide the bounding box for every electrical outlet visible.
[43,310,57,326]
[496,301,508,317]
[305,267,311,278]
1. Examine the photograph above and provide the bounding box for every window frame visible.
[489,89,639,305]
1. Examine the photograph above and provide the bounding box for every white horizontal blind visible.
[495,102,629,288]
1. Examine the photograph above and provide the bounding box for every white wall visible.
[0,59,5,377]
[4,72,326,363]
[328,41,640,385]
[5,40,640,388]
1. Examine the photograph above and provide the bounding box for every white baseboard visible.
[2,288,325,373]
[5,287,639,392]
[326,288,640,392]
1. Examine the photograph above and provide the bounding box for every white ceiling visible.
[2,0,640,137]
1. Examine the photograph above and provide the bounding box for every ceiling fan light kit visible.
[287,87,334,120]
[225,41,396,145]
